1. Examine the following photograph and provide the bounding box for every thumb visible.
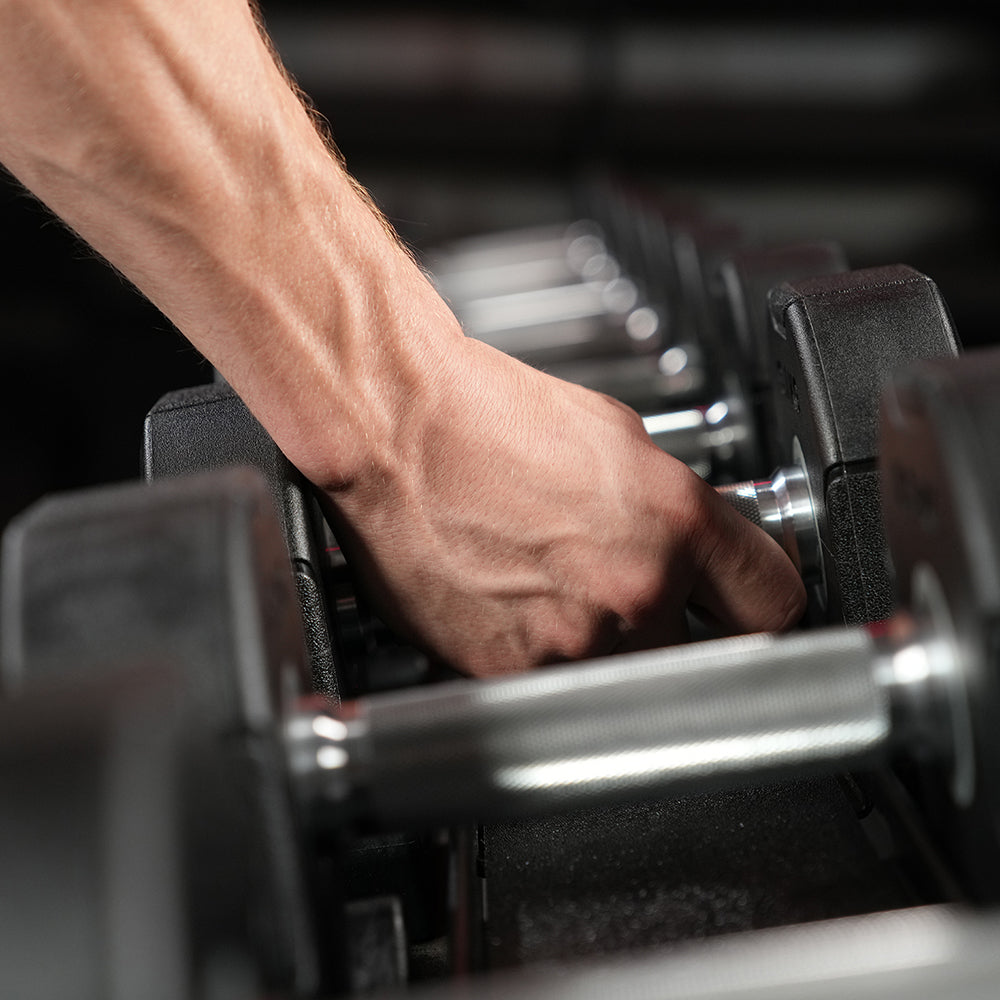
[687,487,807,636]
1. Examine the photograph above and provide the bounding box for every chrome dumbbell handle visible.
[431,222,615,302]
[288,612,960,829]
[642,391,754,481]
[715,467,821,578]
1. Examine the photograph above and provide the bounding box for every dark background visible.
[3,3,999,532]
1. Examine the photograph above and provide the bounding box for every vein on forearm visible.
[0,0,450,487]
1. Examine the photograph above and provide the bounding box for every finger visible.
[687,488,807,635]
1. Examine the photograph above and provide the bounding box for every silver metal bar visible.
[429,221,603,270]
[294,626,896,826]
[454,278,639,337]
[643,397,754,481]
[435,255,588,301]
[431,224,617,302]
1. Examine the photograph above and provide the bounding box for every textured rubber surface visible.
[482,776,921,968]
[767,265,959,625]
[144,383,341,700]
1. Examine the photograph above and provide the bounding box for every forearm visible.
[0,0,458,489]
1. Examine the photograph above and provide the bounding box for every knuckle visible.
[534,609,619,666]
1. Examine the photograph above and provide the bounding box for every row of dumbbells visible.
[0,196,989,997]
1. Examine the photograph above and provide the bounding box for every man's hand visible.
[318,334,805,676]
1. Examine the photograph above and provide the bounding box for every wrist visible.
[253,238,469,497]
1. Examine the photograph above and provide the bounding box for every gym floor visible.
[2,2,998,533]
